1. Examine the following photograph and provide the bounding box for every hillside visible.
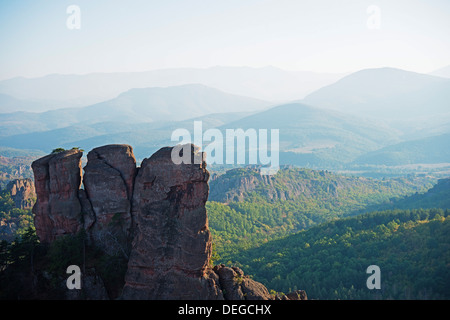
[0,84,270,137]
[209,172,450,299]
[217,102,400,165]
[0,154,39,189]
[354,133,450,166]
[230,208,450,299]
[1,101,405,166]
[0,188,34,242]
[0,94,51,114]
[207,167,435,259]
[79,84,271,122]
[0,112,252,158]
[388,177,450,210]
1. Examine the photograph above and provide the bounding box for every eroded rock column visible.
[122,144,221,299]
[32,149,83,243]
[82,144,137,257]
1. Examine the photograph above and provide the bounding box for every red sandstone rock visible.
[82,144,137,256]
[6,178,36,209]
[121,144,217,299]
[31,149,83,243]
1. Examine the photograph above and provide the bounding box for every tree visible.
[51,148,66,154]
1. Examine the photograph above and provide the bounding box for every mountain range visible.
[0,84,270,136]
[354,133,450,166]
[0,67,449,169]
[0,66,344,111]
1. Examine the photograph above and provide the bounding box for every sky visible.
[0,0,449,80]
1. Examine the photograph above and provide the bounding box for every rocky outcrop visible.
[208,167,356,203]
[121,145,217,299]
[32,149,84,243]
[213,265,272,300]
[31,144,306,300]
[82,145,137,256]
[284,290,308,300]
[6,178,36,209]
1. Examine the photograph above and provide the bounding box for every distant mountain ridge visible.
[1,67,449,169]
[303,67,450,119]
[354,133,450,166]
[430,65,450,78]
[90,84,271,122]
[0,66,345,111]
[0,84,271,137]
[218,102,401,164]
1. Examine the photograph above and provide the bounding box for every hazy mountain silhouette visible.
[430,65,450,78]
[354,133,450,166]
[0,93,62,113]
[0,84,271,137]
[0,66,344,111]
[218,102,400,164]
[303,67,450,120]
[1,67,449,168]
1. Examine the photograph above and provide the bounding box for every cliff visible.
[31,144,306,300]
[208,167,345,203]
[5,178,36,209]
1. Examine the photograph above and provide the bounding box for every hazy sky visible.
[1,0,449,80]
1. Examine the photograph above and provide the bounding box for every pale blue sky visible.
[1,0,449,80]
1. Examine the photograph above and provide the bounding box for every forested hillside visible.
[230,209,450,299]
[207,168,450,300]
[0,190,34,242]
[207,167,435,259]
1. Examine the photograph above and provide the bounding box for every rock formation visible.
[6,178,36,209]
[31,144,306,300]
[82,144,137,256]
[213,265,272,300]
[32,148,84,243]
[121,145,218,299]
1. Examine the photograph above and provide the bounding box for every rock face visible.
[121,145,217,299]
[31,144,306,300]
[213,265,272,300]
[6,178,36,209]
[32,149,83,243]
[82,145,137,256]
[209,167,354,203]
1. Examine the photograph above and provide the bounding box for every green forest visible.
[229,209,450,299]
[207,167,436,259]
[206,168,450,299]
[0,189,34,241]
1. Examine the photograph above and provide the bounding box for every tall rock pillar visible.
[31,149,83,243]
[122,144,221,299]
